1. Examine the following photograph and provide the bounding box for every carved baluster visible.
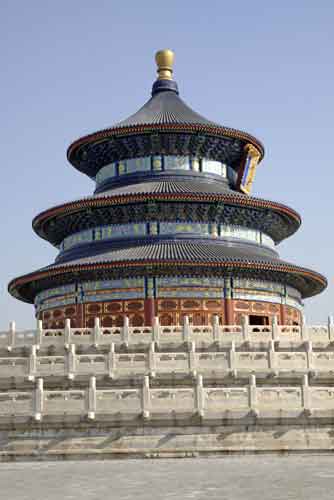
[302,374,312,416]
[64,318,71,349]
[271,316,279,341]
[87,376,96,420]
[28,345,37,382]
[268,340,278,376]
[142,375,150,419]
[248,374,258,416]
[149,342,156,377]
[189,341,197,377]
[241,316,249,343]
[212,315,220,343]
[152,316,160,346]
[122,316,129,347]
[328,315,334,342]
[301,316,309,342]
[196,374,204,418]
[8,321,15,352]
[229,341,236,377]
[306,340,314,375]
[108,343,116,379]
[68,344,76,380]
[36,319,42,348]
[93,317,101,347]
[34,377,44,421]
[183,315,191,344]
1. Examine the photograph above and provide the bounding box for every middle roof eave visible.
[32,186,302,246]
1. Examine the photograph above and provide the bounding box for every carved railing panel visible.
[96,389,141,413]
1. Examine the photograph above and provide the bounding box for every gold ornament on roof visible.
[155,49,175,80]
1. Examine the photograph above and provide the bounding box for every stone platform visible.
[1,317,334,460]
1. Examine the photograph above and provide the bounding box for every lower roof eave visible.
[8,258,327,304]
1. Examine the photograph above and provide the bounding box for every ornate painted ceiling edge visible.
[8,259,327,304]
[32,191,301,235]
[67,123,265,166]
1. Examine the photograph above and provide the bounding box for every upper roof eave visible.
[67,122,265,170]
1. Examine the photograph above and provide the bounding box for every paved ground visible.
[1,456,334,499]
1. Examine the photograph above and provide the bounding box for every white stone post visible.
[302,374,311,416]
[306,340,314,372]
[196,374,204,418]
[183,315,191,343]
[36,319,43,348]
[67,344,76,380]
[142,375,150,419]
[87,376,96,420]
[212,315,220,343]
[248,374,258,416]
[8,321,15,351]
[328,315,334,342]
[93,317,101,347]
[301,315,309,342]
[122,316,129,347]
[271,316,279,341]
[229,341,236,377]
[152,316,160,346]
[28,345,37,381]
[189,341,197,377]
[34,377,44,421]
[241,315,249,342]
[149,342,156,377]
[108,343,116,379]
[64,318,71,349]
[268,340,277,375]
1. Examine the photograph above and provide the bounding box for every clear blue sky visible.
[1,0,333,329]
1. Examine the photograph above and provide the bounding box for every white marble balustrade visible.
[0,374,332,422]
[0,316,333,351]
[1,340,334,381]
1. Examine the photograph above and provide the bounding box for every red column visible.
[144,298,156,326]
[224,298,234,325]
[280,304,286,325]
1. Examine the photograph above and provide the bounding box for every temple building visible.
[2,49,333,460]
[8,50,326,329]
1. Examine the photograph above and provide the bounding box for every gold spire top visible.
[155,49,174,80]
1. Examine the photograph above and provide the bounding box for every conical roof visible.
[113,88,219,128]
[67,51,264,178]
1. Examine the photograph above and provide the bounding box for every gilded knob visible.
[155,49,174,80]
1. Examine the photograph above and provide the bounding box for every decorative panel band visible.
[95,155,229,187]
[59,222,275,252]
[35,276,303,314]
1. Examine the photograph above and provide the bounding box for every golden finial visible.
[155,49,174,80]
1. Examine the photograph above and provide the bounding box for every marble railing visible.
[1,341,334,381]
[0,316,334,350]
[0,374,333,422]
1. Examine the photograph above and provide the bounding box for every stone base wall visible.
[1,424,334,461]
[39,298,301,329]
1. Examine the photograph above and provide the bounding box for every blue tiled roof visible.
[47,240,281,268]
[113,90,219,128]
